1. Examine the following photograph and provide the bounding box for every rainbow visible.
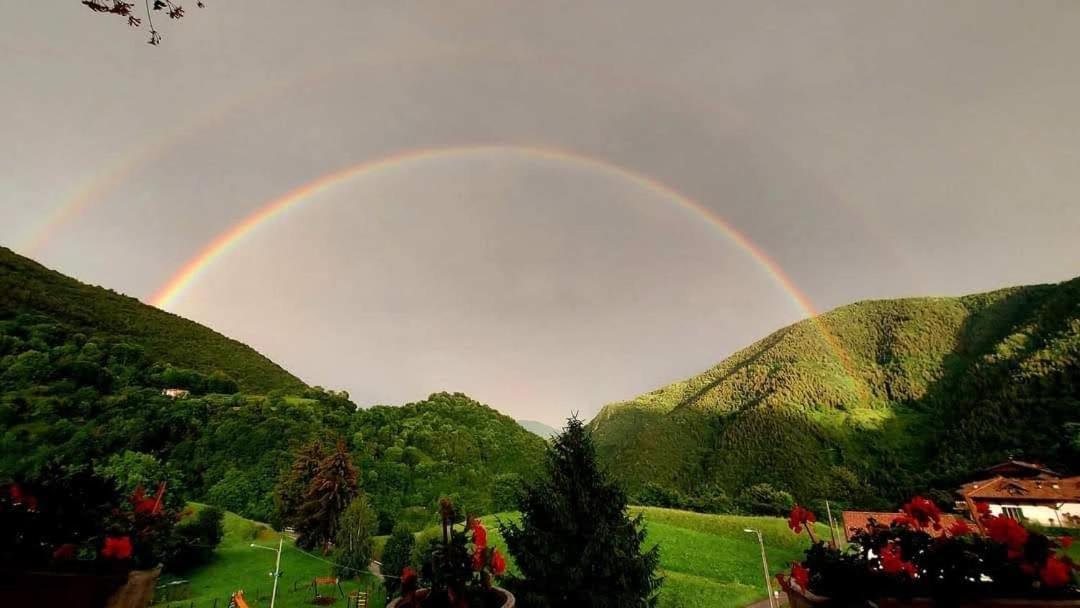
[148,144,867,398]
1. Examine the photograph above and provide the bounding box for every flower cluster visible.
[777,498,1079,602]
[470,519,507,581]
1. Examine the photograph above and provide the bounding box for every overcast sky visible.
[2,2,1079,426]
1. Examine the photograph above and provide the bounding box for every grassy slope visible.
[590,278,1080,503]
[0,247,304,393]
[156,505,387,608]
[384,507,825,608]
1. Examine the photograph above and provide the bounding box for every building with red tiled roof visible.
[959,475,1080,529]
[840,511,969,541]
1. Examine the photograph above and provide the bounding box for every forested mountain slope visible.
[590,277,1080,509]
[0,246,304,393]
[0,248,546,530]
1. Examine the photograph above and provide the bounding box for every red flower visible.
[985,516,1029,558]
[490,548,507,576]
[471,520,488,550]
[401,566,418,589]
[791,562,810,590]
[1040,556,1073,588]
[947,520,973,537]
[473,547,486,571]
[52,544,77,561]
[880,543,917,578]
[788,505,817,534]
[101,536,133,560]
[1061,536,1074,550]
[975,502,991,520]
[901,496,942,530]
[8,484,38,511]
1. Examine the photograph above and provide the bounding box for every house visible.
[161,388,190,399]
[959,475,1080,528]
[840,511,968,541]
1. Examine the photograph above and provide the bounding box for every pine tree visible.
[273,441,325,530]
[500,416,661,608]
[296,439,358,551]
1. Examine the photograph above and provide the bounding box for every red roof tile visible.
[840,511,967,541]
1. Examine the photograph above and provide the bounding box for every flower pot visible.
[387,587,515,608]
[786,584,1080,608]
[0,567,160,608]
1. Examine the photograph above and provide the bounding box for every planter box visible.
[786,585,1080,608]
[0,567,160,608]
[387,587,515,608]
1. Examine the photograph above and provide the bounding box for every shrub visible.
[737,483,794,516]
[381,526,416,594]
[172,506,225,571]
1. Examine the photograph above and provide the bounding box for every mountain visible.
[0,248,546,530]
[518,419,560,440]
[590,277,1080,509]
[0,246,304,393]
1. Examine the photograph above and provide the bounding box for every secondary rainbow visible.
[149,144,864,391]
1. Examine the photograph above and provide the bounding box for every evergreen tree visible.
[273,441,325,530]
[296,439,358,551]
[500,416,661,608]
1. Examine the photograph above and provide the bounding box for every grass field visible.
[156,505,823,608]
[377,507,824,608]
[153,505,387,608]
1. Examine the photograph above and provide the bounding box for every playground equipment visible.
[346,590,369,608]
[228,590,251,608]
[310,577,345,605]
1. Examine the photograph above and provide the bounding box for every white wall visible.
[984,502,1080,527]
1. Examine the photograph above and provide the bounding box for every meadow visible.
[153,506,387,608]
[155,506,820,608]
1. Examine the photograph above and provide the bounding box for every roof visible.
[962,476,1080,502]
[840,511,967,541]
[983,460,1062,479]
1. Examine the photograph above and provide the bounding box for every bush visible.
[737,483,794,516]
[172,506,225,572]
[382,526,416,594]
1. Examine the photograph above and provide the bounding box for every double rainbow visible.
[146,144,866,398]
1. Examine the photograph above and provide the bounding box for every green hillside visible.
[591,277,1080,508]
[0,246,304,393]
[0,247,546,531]
[154,504,388,608]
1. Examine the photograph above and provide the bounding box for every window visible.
[1002,506,1024,521]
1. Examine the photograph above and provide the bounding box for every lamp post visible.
[744,528,775,608]
[251,535,284,608]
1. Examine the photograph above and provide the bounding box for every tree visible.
[500,416,661,608]
[737,483,795,516]
[296,439,358,551]
[381,525,416,594]
[80,0,205,46]
[274,441,325,529]
[332,493,378,578]
[173,505,225,571]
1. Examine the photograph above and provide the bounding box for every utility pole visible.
[251,535,284,608]
[825,500,839,547]
[744,528,775,608]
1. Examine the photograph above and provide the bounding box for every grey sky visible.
[2,1,1079,425]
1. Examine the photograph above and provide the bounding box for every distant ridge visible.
[590,276,1080,508]
[518,419,560,440]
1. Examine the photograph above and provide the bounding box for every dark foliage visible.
[500,416,662,608]
[383,525,417,594]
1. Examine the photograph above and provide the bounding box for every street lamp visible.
[251,536,284,608]
[744,528,775,608]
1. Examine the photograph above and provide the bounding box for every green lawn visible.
[375,507,823,608]
[153,506,387,608]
